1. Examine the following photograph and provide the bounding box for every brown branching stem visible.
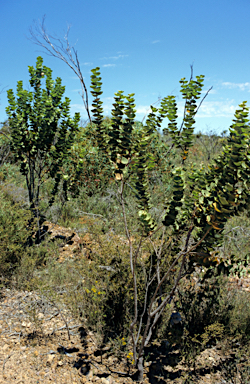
[121,190,212,373]
[119,167,213,374]
[137,225,212,363]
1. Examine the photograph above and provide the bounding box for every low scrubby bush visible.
[0,189,32,282]
[163,265,250,368]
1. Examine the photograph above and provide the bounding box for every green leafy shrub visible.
[86,66,250,380]
[6,56,80,235]
[0,189,32,282]
[63,117,115,198]
[226,289,250,337]
[220,213,250,277]
[0,163,23,183]
[14,244,49,290]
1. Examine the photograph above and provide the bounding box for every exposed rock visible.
[41,221,82,261]
[100,378,110,384]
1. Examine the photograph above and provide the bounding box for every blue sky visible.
[1,0,250,133]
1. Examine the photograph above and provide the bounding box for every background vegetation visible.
[1,58,250,382]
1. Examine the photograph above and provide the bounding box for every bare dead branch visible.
[196,86,213,115]
[2,353,15,373]
[28,15,92,123]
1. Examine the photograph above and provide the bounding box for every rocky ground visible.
[1,221,249,383]
[0,286,249,384]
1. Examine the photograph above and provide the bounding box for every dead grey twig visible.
[2,353,14,373]
[28,15,92,123]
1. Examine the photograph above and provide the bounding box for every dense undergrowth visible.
[1,126,250,382]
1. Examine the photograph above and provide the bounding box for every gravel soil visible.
[0,285,249,384]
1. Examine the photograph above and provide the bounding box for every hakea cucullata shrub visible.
[6,56,80,238]
[89,66,250,381]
